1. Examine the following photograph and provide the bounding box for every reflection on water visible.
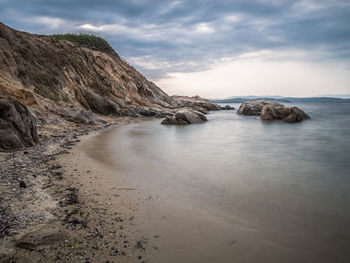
[90,102,350,263]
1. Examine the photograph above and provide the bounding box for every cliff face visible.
[0,22,221,127]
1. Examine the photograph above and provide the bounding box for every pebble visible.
[19,181,27,188]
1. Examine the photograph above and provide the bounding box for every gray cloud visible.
[0,0,349,78]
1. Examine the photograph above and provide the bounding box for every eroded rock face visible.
[260,105,310,122]
[237,100,283,115]
[161,109,207,125]
[0,98,38,150]
[0,22,223,124]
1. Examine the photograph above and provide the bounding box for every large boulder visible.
[0,97,39,150]
[260,105,310,122]
[161,109,207,125]
[237,100,283,115]
[80,89,121,116]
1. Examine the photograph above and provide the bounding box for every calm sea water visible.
[90,102,350,263]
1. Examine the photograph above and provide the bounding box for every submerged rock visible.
[260,105,310,122]
[161,109,207,125]
[237,100,283,115]
[222,105,235,110]
[0,97,39,150]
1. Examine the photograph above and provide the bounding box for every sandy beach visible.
[0,119,153,263]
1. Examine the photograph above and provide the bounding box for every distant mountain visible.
[212,96,350,104]
[318,94,350,99]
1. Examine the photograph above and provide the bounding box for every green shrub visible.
[51,33,115,54]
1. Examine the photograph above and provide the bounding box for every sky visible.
[1,0,350,98]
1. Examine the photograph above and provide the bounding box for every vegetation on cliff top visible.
[51,33,115,54]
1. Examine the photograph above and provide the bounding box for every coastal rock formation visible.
[237,100,283,115]
[161,109,207,125]
[0,97,38,149]
[260,105,310,122]
[0,22,222,128]
[170,96,227,112]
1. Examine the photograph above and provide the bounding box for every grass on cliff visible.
[51,33,115,54]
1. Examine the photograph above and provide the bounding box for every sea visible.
[89,101,350,263]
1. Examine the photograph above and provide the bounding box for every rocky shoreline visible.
[0,21,312,262]
[0,119,153,263]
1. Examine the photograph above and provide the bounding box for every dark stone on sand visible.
[15,229,68,250]
[19,181,26,188]
[53,171,63,176]
[50,165,62,170]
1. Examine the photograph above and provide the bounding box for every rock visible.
[53,108,96,124]
[161,109,207,125]
[260,105,310,122]
[136,108,157,117]
[19,181,27,188]
[80,89,121,116]
[0,23,227,127]
[170,96,222,111]
[222,105,235,110]
[0,97,39,150]
[237,100,283,115]
[15,228,68,250]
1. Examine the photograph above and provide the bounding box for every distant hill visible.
[212,96,350,104]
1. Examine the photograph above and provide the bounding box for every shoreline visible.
[2,104,350,263]
[0,118,150,262]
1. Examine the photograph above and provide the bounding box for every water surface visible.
[90,102,350,263]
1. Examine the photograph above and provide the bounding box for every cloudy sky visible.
[1,0,350,98]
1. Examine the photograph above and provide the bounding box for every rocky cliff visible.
[0,22,222,137]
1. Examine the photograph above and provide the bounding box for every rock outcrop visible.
[237,99,310,122]
[170,96,224,112]
[260,105,310,122]
[0,97,38,149]
[161,109,207,125]
[0,22,229,148]
[0,22,222,127]
[237,100,283,115]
